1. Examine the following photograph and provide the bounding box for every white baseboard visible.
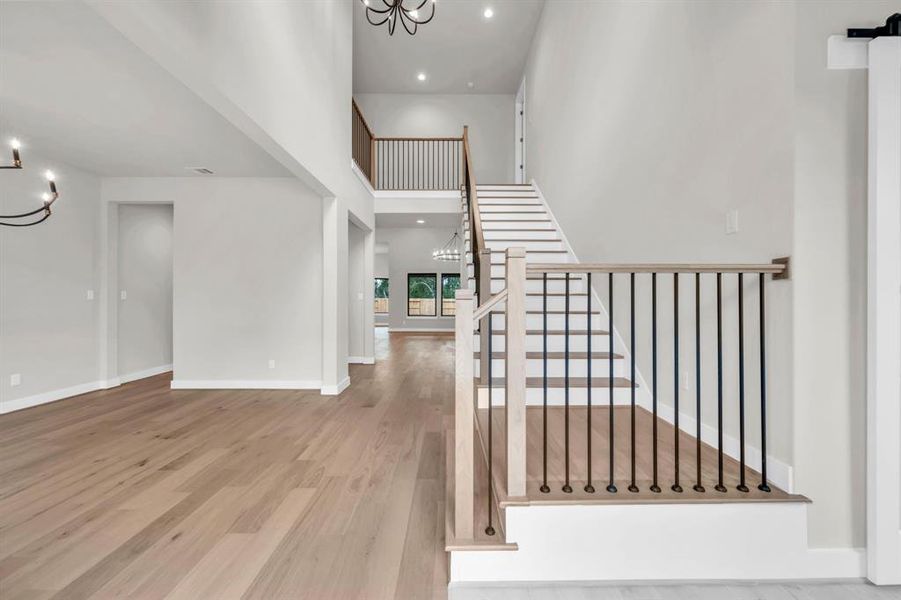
[170,379,321,390]
[321,376,351,396]
[120,364,172,384]
[451,503,866,582]
[348,356,375,365]
[388,327,454,333]
[1,380,104,415]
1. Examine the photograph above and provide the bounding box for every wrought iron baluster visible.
[715,272,727,493]
[651,273,660,493]
[672,273,682,493]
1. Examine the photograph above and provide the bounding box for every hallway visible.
[0,330,453,599]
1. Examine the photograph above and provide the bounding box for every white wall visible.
[375,226,460,331]
[347,221,368,360]
[523,0,897,553]
[117,203,172,379]
[0,154,101,412]
[353,94,515,184]
[792,1,899,551]
[102,177,322,388]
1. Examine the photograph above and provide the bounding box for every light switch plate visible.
[268,359,276,369]
[725,209,739,235]
[357,292,364,300]
[86,290,95,301]
[10,373,21,387]
[120,290,127,300]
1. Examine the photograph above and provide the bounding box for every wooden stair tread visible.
[527,292,587,296]
[476,377,634,388]
[474,351,623,359]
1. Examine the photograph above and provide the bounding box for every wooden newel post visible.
[505,247,527,498]
[478,248,493,385]
[454,287,475,540]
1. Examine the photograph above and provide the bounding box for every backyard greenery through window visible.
[407,273,437,316]
[441,274,461,316]
[374,278,389,314]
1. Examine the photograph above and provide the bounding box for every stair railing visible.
[518,262,787,502]
[351,100,463,191]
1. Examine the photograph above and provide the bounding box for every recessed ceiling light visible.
[416,219,425,224]
[417,72,427,82]
[467,81,474,89]
[483,7,494,19]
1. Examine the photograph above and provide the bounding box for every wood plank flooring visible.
[0,329,452,600]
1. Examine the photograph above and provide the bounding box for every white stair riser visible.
[476,386,634,406]
[475,190,539,197]
[465,251,573,265]
[475,359,627,378]
[481,240,566,251]
[475,334,611,352]
[487,279,587,294]
[475,197,543,205]
[481,221,555,230]
[480,205,546,213]
[483,313,605,330]
[526,296,591,311]
[483,230,559,240]
[481,213,550,222]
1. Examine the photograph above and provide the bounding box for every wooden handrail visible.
[473,289,507,322]
[463,126,486,267]
[351,99,374,139]
[374,136,464,142]
[526,262,788,275]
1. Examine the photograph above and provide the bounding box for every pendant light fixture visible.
[1,139,60,227]
[432,232,461,262]
[361,0,436,36]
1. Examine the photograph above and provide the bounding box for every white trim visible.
[531,179,792,492]
[1,381,104,414]
[119,364,172,384]
[351,159,376,194]
[348,356,375,365]
[373,190,459,200]
[827,35,869,70]
[388,327,454,333]
[321,376,351,396]
[450,503,865,582]
[170,380,321,390]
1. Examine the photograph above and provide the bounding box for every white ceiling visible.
[353,0,545,94]
[375,212,461,228]
[0,2,291,177]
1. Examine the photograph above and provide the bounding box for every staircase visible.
[464,184,631,405]
[448,178,818,584]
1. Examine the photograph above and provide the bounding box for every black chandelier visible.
[361,0,436,36]
[1,139,60,227]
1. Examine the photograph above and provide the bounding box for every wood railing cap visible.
[526,262,788,275]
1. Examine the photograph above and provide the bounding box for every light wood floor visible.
[0,329,452,600]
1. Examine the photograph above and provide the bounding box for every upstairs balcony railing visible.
[352,100,463,191]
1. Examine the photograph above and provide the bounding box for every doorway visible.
[116,204,173,383]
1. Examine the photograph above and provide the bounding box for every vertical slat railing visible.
[351,100,375,187]
[373,137,462,191]
[517,263,786,505]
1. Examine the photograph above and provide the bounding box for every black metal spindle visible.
[651,273,660,493]
[585,272,595,493]
[541,272,550,493]
[629,272,638,493]
[486,311,495,535]
[758,272,771,493]
[672,273,682,493]
[607,272,617,493]
[737,273,749,492]
[563,273,572,493]
[715,272,726,493]
[693,272,705,493]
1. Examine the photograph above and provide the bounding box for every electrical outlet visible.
[725,209,739,235]
[681,371,690,391]
[268,359,276,370]
[10,373,21,387]
[86,290,95,301]
[120,290,127,300]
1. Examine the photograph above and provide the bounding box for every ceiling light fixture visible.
[483,7,494,19]
[0,139,61,227]
[360,0,436,36]
[432,232,461,262]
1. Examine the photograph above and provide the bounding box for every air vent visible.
[186,167,214,175]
